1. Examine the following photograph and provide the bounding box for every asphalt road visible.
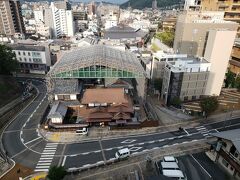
[2,79,240,173]
[177,152,234,180]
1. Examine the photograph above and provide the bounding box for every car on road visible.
[76,127,88,135]
[115,148,130,159]
[163,156,178,163]
[162,169,187,180]
[160,162,180,171]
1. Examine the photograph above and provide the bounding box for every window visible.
[222,158,229,168]
[29,58,32,62]
[23,52,25,55]
[19,57,22,61]
[18,52,20,55]
[28,52,30,56]
[24,58,27,62]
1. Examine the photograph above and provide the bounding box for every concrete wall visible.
[204,30,237,96]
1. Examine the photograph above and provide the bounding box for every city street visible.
[2,79,240,173]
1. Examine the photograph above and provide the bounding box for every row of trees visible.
[0,44,18,75]
[154,31,174,47]
[224,69,240,91]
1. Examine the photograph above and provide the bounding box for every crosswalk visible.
[34,143,58,172]
[195,126,211,138]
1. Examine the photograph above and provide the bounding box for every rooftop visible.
[81,88,129,104]
[53,79,80,94]
[212,128,240,152]
[48,45,146,78]
[8,44,45,52]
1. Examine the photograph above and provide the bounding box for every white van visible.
[161,162,180,170]
[162,169,187,180]
[76,127,88,135]
[115,148,130,159]
[163,156,178,163]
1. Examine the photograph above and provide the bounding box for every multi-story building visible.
[204,29,237,96]
[173,11,238,57]
[34,9,44,23]
[161,57,210,104]
[50,2,74,38]
[9,43,51,74]
[200,0,240,37]
[0,0,25,36]
[210,129,240,180]
[229,39,240,75]
[87,1,96,16]
[161,17,177,32]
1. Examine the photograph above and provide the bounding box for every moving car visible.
[115,148,130,159]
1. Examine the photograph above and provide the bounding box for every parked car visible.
[76,127,88,135]
[163,156,178,163]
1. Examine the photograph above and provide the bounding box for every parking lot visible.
[156,152,235,180]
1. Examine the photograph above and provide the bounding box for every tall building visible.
[200,0,240,37]
[152,0,157,10]
[34,9,44,23]
[87,1,96,16]
[229,39,240,75]
[0,0,25,36]
[204,30,237,96]
[50,2,74,38]
[174,11,238,57]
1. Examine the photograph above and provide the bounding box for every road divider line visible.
[62,156,67,167]
[190,155,212,178]
[25,137,41,145]
[184,129,190,135]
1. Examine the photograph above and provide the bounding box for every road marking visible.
[62,156,67,166]
[129,147,142,152]
[97,161,104,164]
[82,164,91,167]
[41,155,54,157]
[44,147,57,150]
[138,142,144,145]
[37,163,51,166]
[94,150,101,153]
[191,155,212,178]
[168,137,174,140]
[20,131,23,135]
[25,137,41,145]
[82,152,90,155]
[42,152,55,155]
[34,169,49,172]
[105,148,113,151]
[214,129,219,132]
[203,134,209,136]
[35,166,50,169]
[172,143,179,146]
[183,129,190,135]
[43,149,56,152]
[191,140,198,142]
[158,139,164,142]
[128,144,134,147]
[196,127,206,130]
[70,154,77,157]
[38,160,52,163]
[163,145,169,148]
[117,146,124,149]
[148,141,155,144]
[196,126,204,128]
[152,147,159,150]
[178,135,183,138]
[40,157,53,160]
[121,139,137,144]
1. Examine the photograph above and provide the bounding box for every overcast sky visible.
[72,0,128,4]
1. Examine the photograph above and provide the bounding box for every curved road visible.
[2,79,240,173]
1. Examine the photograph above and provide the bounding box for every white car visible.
[163,156,178,163]
[115,148,130,159]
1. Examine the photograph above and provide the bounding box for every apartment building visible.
[0,0,25,36]
[200,0,240,37]
[161,57,210,105]
[229,39,240,75]
[173,11,238,57]
[210,129,240,180]
[50,2,74,38]
[9,43,51,74]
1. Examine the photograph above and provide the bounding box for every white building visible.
[9,43,51,74]
[36,22,50,38]
[34,10,44,23]
[51,2,74,38]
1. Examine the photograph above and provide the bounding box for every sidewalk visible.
[40,110,240,143]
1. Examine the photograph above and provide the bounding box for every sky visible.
[72,0,128,5]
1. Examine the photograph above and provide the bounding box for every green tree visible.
[0,45,18,74]
[225,70,235,88]
[235,76,240,91]
[200,96,219,118]
[155,31,174,47]
[154,78,162,93]
[47,166,67,180]
[170,97,182,108]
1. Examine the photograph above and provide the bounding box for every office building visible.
[174,11,238,57]
[0,0,25,36]
[200,0,240,37]
[9,43,51,74]
[161,57,210,105]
